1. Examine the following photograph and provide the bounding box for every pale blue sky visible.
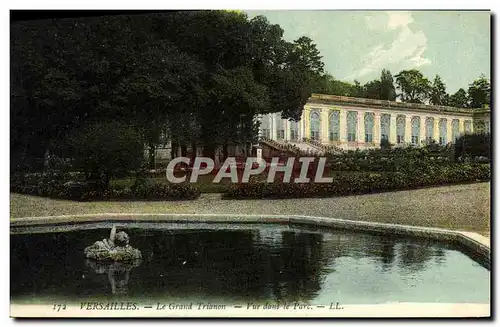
[246,10,490,93]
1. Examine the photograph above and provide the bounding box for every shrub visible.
[223,164,490,199]
[10,171,201,201]
[454,133,491,161]
[67,121,145,190]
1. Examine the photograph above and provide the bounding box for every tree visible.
[380,69,396,101]
[68,122,144,190]
[429,75,448,105]
[448,88,468,108]
[363,80,382,99]
[468,75,490,108]
[394,69,431,103]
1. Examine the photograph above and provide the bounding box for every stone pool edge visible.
[10,213,490,264]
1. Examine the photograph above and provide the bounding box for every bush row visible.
[325,146,455,172]
[10,170,200,201]
[223,163,490,199]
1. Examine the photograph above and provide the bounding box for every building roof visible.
[308,93,489,116]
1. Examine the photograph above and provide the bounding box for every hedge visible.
[223,163,490,199]
[10,170,201,201]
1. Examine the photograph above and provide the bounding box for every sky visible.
[245,10,490,94]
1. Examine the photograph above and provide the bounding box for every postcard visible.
[10,9,491,318]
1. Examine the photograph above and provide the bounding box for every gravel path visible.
[10,182,490,236]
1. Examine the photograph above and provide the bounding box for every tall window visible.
[347,111,357,142]
[329,110,340,141]
[290,120,299,141]
[261,115,270,139]
[451,119,460,143]
[439,118,447,145]
[464,120,472,134]
[396,115,405,144]
[276,113,285,140]
[411,116,420,145]
[364,112,374,143]
[425,118,434,143]
[380,114,390,141]
[310,111,320,141]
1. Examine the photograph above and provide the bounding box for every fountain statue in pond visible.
[84,225,142,261]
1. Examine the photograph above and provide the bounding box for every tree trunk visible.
[191,141,198,161]
[202,143,216,161]
[181,144,187,157]
[148,143,156,170]
[171,141,178,159]
[223,142,229,160]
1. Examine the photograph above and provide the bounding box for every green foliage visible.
[10,171,201,201]
[430,75,448,105]
[394,69,432,103]
[449,88,469,108]
[468,74,491,108]
[454,133,491,160]
[380,138,392,150]
[67,121,145,188]
[224,164,490,199]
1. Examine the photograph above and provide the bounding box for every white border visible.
[3,2,497,326]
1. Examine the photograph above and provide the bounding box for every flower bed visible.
[10,170,201,201]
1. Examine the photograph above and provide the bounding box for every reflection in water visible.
[85,260,141,295]
[10,225,490,304]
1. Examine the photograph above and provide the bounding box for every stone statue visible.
[84,224,142,261]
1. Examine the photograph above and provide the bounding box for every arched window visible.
[347,111,357,142]
[439,118,447,145]
[425,118,434,143]
[396,115,405,144]
[364,112,374,143]
[464,120,472,134]
[329,110,340,141]
[411,116,420,145]
[451,119,460,143]
[310,111,320,141]
[289,120,299,141]
[380,114,390,141]
[260,115,270,139]
[276,113,285,140]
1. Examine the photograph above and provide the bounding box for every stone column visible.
[405,115,412,144]
[374,112,381,145]
[433,116,440,142]
[357,111,364,145]
[446,119,453,145]
[459,119,465,135]
[321,108,329,143]
[284,119,289,141]
[339,108,347,143]
[272,113,278,141]
[304,108,309,140]
[267,115,272,139]
[389,114,397,145]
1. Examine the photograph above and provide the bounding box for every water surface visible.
[11,224,490,305]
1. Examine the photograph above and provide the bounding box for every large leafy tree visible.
[448,88,469,108]
[11,11,327,166]
[394,69,432,103]
[468,74,490,108]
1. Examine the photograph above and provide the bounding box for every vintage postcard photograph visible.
[9,9,491,318]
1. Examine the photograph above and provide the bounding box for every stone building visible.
[259,93,491,150]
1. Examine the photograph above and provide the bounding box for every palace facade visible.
[258,94,491,150]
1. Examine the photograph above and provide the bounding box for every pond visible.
[11,223,490,305]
